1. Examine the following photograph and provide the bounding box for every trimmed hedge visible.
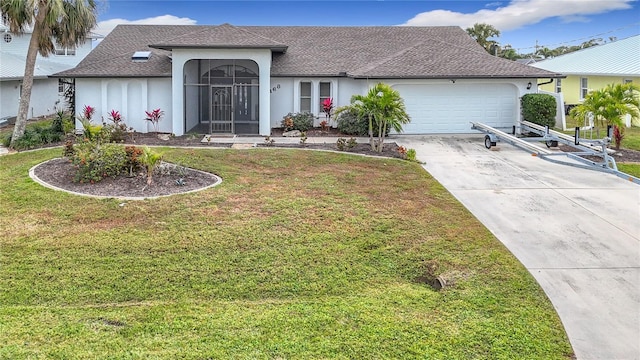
[521,93,557,128]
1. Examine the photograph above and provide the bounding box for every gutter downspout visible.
[537,78,554,86]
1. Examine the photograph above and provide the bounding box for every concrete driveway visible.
[395,135,640,360]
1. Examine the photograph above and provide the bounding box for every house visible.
[53,24,561,136]
[0,23,96,121]
[532,35,640,113]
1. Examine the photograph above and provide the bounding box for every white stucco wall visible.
[0,78,63,119]
[75,77,172,132]
[269,78,294,128]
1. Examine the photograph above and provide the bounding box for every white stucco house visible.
[53,23,561,136]
[0,23,96,121]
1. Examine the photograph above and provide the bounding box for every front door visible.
[210,86,233,133]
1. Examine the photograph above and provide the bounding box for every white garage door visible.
[394,83,517,134]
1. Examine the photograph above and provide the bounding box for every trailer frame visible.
[470,121,640,185]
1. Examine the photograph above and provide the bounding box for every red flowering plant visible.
[108,110,123,125]
[83,105,95,121]
[145,108,165,133]
[322,97,334,122]
[613,125,625,150]
[78,105,99,140]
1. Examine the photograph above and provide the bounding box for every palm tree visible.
[536,47,556,59]
[465,23,501,54]
[1,0,98,149]
[344,83,410,152]
[570,83,640,141]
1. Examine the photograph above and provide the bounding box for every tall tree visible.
[465,23,501,54]
[1,0,98,149]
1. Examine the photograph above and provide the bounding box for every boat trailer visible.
[471,120,640,185]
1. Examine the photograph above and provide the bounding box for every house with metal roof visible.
[54,23,561,136]
[0,24,95,120]
[532,35,640,108]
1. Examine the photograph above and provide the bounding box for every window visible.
[555,78,562,93]
[624,79,633,84]
[300,82,311,113]
[580,78,588,100]
[319,82,331,109]
[54,46,76,56]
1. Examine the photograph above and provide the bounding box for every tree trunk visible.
[376,120,386,152]
[368,115,374,150]
[9,5,48,149]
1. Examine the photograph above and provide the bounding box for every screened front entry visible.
[184,59,260,134]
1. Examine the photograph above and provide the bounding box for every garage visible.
[393,83,518,134]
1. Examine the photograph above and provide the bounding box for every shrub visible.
[521,93,557,128]
[336,137,357,151]
[397,145,408,159]
[336,105,392,137]
[125,146,144,176]
[51,110,65,134]
[3,122,65,150]
[0,133,10,147]
[103,110,128,143]
[336,106,368,136]
[69,140,127,183]
[281,112,313,132]
[406,148,417,162]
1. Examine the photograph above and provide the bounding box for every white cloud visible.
[485,2,503,8]
[402,0,633,31]
[94,15,197,37]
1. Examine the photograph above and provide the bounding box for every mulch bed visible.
[32,158,221,199]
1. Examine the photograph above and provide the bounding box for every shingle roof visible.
[55,24,560,79]
[151,23,287,52]
[532,35,640,76]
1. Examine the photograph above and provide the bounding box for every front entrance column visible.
[257,54,271,136]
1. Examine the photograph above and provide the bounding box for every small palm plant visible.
[140,146,163,186]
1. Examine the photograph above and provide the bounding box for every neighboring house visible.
[0,23,96,120]
[54,24,560,136]
[532,35,640,113]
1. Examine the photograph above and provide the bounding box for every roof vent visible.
[132,51,151,62]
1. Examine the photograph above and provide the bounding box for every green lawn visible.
[0,148,573,359]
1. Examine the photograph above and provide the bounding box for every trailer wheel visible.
[545,140,558,148]
[484,135,496,149]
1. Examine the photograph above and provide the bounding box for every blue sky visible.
[95,0,640,53]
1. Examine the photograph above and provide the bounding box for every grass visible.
[0,148,573,359]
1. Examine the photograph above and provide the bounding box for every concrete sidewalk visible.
[202,134,370,145]
[394,134,639,360]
